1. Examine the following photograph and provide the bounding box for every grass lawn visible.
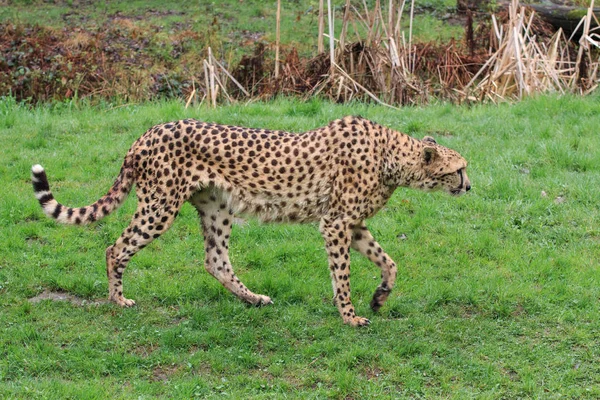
[1,94,600,398]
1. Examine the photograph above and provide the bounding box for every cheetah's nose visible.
[466,184,471,191]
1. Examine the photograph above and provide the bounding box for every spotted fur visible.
[32,116,470,326]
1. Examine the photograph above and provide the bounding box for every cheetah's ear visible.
[422,136,437,144]
[422,146,439,165]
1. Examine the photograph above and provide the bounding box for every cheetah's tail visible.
[31,154,136,225]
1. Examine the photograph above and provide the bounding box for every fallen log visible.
[527,1,599,37]
[458,0,599,38]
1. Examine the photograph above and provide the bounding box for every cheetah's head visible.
[417,136,470,196]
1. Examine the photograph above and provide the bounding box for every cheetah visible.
[31,116,470,326]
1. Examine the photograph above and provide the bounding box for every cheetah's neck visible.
[382,129,425,188]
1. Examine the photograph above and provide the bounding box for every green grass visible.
[1,94,600,398]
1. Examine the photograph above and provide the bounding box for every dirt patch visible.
[28,289,109,306]
[151,364,182,382]
[131,343,159,358]
[362,366,384,380]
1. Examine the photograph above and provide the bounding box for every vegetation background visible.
[0,0,462,103]
[1,0,600,399]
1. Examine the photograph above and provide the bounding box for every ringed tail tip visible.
[31,164,44,174]
[32,164,45,174]
[31,164,52,203]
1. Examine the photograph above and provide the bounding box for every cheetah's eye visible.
[440,169,461,179]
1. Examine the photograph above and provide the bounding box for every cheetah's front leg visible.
[351,223,398,312]
[320,217,370,327]
[192,192,273,306]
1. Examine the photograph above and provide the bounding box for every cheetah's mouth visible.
[449,169,467,196]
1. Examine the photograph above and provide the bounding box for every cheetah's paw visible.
[111,295,136,307]
[255,295,273,306]
[346,316,371,327]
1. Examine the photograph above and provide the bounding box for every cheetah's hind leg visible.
[105,193,180,307]
[191,190,273,306]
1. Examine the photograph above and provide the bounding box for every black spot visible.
[207,237,216,249]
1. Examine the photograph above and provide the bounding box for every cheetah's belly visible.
[209,185,331,223]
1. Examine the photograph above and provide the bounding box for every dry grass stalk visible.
[209,54,250,97]
[339,0,352,50]
[275,0,281,79]
[197,47,252,108]
[327,0,336,75]
[574,0,600,93]
[318,0,325,54]
[185,79,196,109]
[203,60,211,106]
[408,0,415,72]
[334,64,400,109]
